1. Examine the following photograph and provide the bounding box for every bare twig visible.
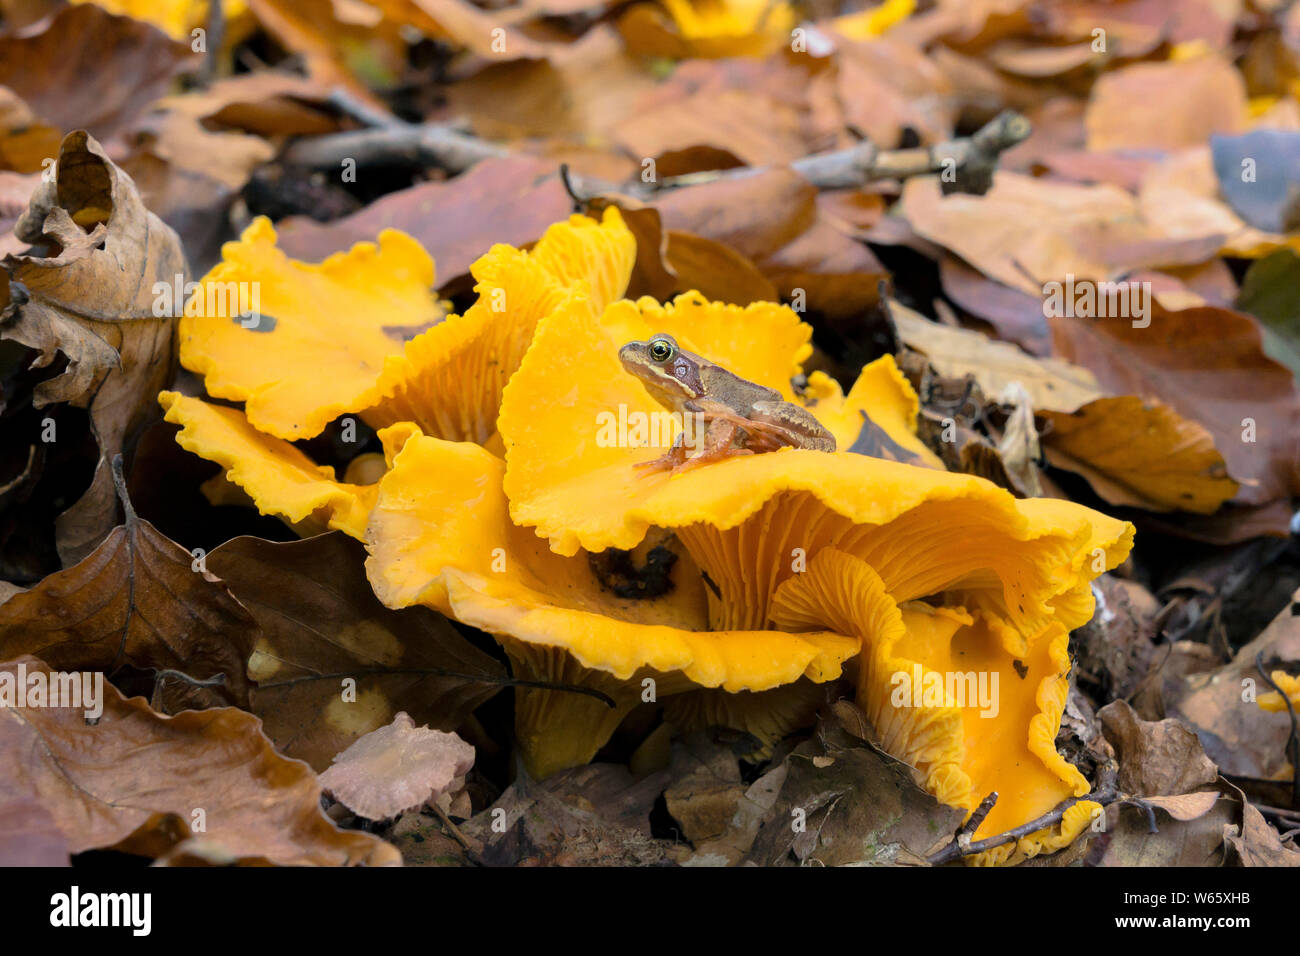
[927,763,1118,865]
[1121,797,1159,834]
[954,791,998,848]
[1257,652,1300,810]
[430,803,477,855]
[324,88,406,130]
[558,163,586,213]
[198,0,224,87]
[1255,804,1300,824]
[282,110,1030,197]
[280,123,507,174]
[153,669,228,688]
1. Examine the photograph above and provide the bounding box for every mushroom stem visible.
[503,640,691,779]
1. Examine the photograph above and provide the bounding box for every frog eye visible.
[648,338,674,362]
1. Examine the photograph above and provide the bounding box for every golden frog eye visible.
[649,338,674,362]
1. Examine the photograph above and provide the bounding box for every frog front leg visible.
[633,430,693,474]
[667,418,755,474]
[633,418,752,475]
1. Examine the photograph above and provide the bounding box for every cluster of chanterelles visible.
[161,207,1132,864]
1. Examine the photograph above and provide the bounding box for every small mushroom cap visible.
[318,713,475,821]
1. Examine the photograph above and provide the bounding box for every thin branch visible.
[281,110,1030,197]
[1255,804,1300,824]
[198,0,224,88]
[1121,797,1159,834]
[280,124,507,174]
[154,669,228,688]
[430,802,482,866]
[927,764,1118,865]
[324,88,405,130]
[954,791,998,848]
[1257,652,1300,810]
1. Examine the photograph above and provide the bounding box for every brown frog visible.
[618,333,835,474]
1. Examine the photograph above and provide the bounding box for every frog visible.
[618,333,836,474]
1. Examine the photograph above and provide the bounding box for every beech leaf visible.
[0,459,255,709]
[205,532,506,770]
[0,656,398,866]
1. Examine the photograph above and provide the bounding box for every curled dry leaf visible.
[1165,587,1300,779]
[1224,802,1300,866]
[0,4,195,146]
[2,131,186,564]
[319,712,475,821]
[205,532,505,771]
[0,656,399,866]
[0,462,255,709]
[898,171,1223,298]
[1097,700,1219,797]
[893,301,1239,512]
[1049,302,1300,506]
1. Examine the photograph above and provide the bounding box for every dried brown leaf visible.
[1224,801,1300,866]
[1050,302,1300,505]
[0,466,255,709]
[0,5,194,146]
[277,156,573,286]
[1085,57,1247,152]
[206,533,505,771]
[0,656,399,865]
[2,131,185,564]
[1098,700,1219,797]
